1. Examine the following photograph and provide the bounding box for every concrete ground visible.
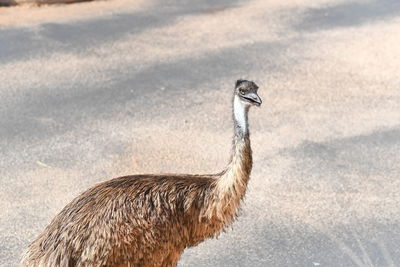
[1,0,400,266]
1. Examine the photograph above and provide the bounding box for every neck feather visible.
[202,96,253,220]
[215,96,253,198]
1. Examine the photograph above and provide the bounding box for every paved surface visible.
[1,0,400,266]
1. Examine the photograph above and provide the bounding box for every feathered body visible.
[22,80,261,267]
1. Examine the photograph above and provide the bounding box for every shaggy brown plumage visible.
[21,80,261,267]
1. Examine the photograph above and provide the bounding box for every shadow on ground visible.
[295,0,400,31]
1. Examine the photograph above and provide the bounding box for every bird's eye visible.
[239,89,245,95]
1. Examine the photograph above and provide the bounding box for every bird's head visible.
[234,79,262,107]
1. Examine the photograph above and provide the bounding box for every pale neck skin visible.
[233,95,250,139]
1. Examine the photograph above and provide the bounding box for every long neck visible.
[216,96,253,197]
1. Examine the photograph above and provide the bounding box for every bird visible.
[21,79,262,267]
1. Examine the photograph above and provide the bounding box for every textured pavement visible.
[1,0,400,266]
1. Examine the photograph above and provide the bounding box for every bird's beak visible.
[244,93,262,107]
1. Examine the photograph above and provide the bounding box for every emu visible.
[21,79,262,267]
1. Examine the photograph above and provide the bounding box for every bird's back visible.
[22,174,217,267]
